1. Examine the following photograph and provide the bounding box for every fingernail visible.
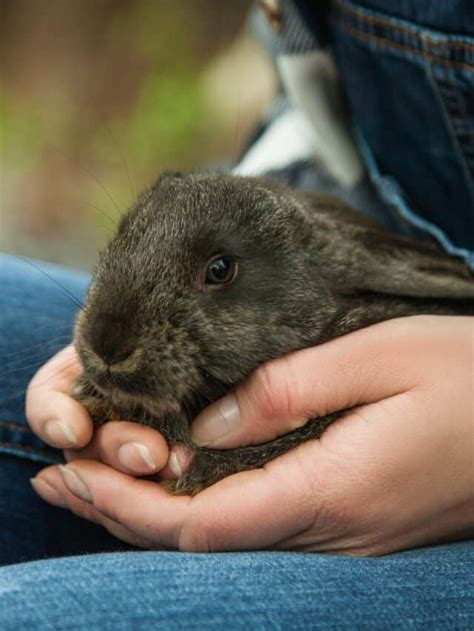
[118,442,156,472]
[168,451,182,477]
[45,420,77,447]
[59,465,93,503]
[191,395,241,446]
[30,477,69,509]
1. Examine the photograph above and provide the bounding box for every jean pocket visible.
[0,419,62,464]
[330,0,474,265]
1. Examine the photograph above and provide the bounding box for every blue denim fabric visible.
[251,0,474,268]
[1,254,473,627]
[0,255,88,465]
[1,545,473,630]
[1,1,474,626]
[330,0,474,266]
[1,251,473,627]
[0,254,133,566]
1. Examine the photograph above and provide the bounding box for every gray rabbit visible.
[73,172,474,494]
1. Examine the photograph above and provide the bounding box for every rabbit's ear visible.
[305,194,474,300]
[337,227,474,300]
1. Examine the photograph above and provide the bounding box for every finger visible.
[30,474,69,509]
[39,444,328,552]
[26,345,93,448]
[160,444,195,480]
[52,461,191,549]
[191,316,422,449]
[65,421,170,476]
[32,466,156,549]
[32,460,311,552]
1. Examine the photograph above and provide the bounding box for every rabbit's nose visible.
[89,313,135,366]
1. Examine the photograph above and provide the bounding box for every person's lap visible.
[0,253,133,565]
[1,545,472,630]
[0,252,472,629]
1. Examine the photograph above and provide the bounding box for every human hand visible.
[30,316,474,554]
[26,345,191,491]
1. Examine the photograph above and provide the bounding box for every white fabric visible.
[279,51,363,188]
[235,50,364,188]
[233,107,318,176]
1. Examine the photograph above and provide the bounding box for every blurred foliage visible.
[0,0,275,268]
[0,90,48,169]
[92,73,209,171]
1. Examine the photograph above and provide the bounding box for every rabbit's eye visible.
[205,256,238,287]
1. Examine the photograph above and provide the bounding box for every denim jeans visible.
[330,0,474,266]
[1,545,473,630]
[0,256,473,630]
[250,0,474,267]
[2,0,474,626]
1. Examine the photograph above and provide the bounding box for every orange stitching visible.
[337,21,474,74]
[423,47,474,180]
[335,0,474,54]
[0,440,59,458]
[0,419,32,432]
[335,0,418,39]
[449,78,474,154]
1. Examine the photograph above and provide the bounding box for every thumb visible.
[191,317,419,449]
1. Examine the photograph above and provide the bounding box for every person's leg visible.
[0,253,132,565]
[2,254,472,631]
[1,543,472,630]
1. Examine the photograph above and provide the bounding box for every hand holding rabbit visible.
[28,315,474,553]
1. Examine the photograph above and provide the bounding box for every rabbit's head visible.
[74,173,337,422]
[75,172,474,427]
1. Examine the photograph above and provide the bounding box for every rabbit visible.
[73,171,474,495]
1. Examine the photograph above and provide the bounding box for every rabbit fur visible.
[73,172,474,494]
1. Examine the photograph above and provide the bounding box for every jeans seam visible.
[428,38,474,149]
[0,419,60,461]
[448,78,474,183]
[420,37,474,195]
[333,20,474,75]
[0,419,33,433]
[333,0,474,72]
[355,127,474,270]
[0,440,56,458]
[335,0,474,51]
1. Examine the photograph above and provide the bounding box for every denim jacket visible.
[237,0,474,269]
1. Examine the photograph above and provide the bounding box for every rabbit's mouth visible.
[89,375,185,420]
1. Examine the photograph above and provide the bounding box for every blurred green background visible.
[0,0,276,269]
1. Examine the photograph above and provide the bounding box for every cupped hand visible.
[26,345,191,480]
[29,316,474,554]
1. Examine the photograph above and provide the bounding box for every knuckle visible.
[248,356,298,423]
